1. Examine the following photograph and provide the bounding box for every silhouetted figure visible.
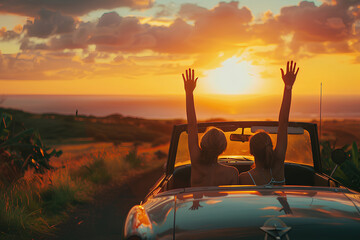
[239,61,299,185]
[76,109,78,116]
[183,68,239,187]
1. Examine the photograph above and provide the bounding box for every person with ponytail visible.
[239,61,299,185]
[182,68,239,187]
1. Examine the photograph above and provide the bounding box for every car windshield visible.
[175,126,313,167]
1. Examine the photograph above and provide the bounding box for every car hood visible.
[171,186,360,240]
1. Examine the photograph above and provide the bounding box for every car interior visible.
[165,162,338,190]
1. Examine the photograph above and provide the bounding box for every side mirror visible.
[329,149,347,177]
[331,149,347,165]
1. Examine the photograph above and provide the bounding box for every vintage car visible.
[124,121,360,240]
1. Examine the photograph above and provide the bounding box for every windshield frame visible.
[166,121,321,176]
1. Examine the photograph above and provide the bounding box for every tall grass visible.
[73,156,112,184]
[0,168,90,240]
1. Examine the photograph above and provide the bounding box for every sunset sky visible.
[1,0,360,96]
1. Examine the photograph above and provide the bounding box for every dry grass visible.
[0,168,90,239]
[0,142,168,240]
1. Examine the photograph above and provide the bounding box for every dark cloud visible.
[0,0,154,17]
[46,21,95,50]
[276,1,354,42]
[0,29,21,41]
[146,18,193,53]
[91,14,153,52]
[15,0,360,62]
[97,12,123,27]
[252,0,360,60]
[24,9,76,38]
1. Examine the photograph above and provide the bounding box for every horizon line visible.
[2,93,360,97]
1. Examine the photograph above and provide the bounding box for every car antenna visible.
[319,82,322,141]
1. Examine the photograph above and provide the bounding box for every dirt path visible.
[45,167,164,240]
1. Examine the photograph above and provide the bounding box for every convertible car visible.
[124,121,360,240]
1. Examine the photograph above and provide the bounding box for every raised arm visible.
[183,68,201,164]
[274,61,299,161]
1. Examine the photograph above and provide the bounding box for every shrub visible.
[73,157,112,184]
[0,112,62,184]
[321,140,360,191]
[124,147,142,168]
[154,150,167,160]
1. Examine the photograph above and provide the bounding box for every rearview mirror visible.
[195,125,238,133]
[230,134,251,142]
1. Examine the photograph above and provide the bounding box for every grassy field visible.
[0,107,171,239]
[0,141,168,239]
[0,107,182,146]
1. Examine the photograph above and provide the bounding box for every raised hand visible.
[182,68,198,93]
[280,61,299,88]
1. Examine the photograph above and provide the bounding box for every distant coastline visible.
[1,94,360,120]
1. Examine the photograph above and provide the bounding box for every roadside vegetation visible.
[0,110,168,240]
[321,140,360,192]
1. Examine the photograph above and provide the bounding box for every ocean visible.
[1,94,360,120]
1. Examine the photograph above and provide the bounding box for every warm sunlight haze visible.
[204,57,259,95]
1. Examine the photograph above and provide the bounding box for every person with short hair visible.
[182,68,239,187]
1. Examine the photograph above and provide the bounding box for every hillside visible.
[0,107,184,146]
[1,107,359,148]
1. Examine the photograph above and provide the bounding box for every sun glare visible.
[205,57,258,95]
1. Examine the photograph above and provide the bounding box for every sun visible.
[204,57,258,95]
